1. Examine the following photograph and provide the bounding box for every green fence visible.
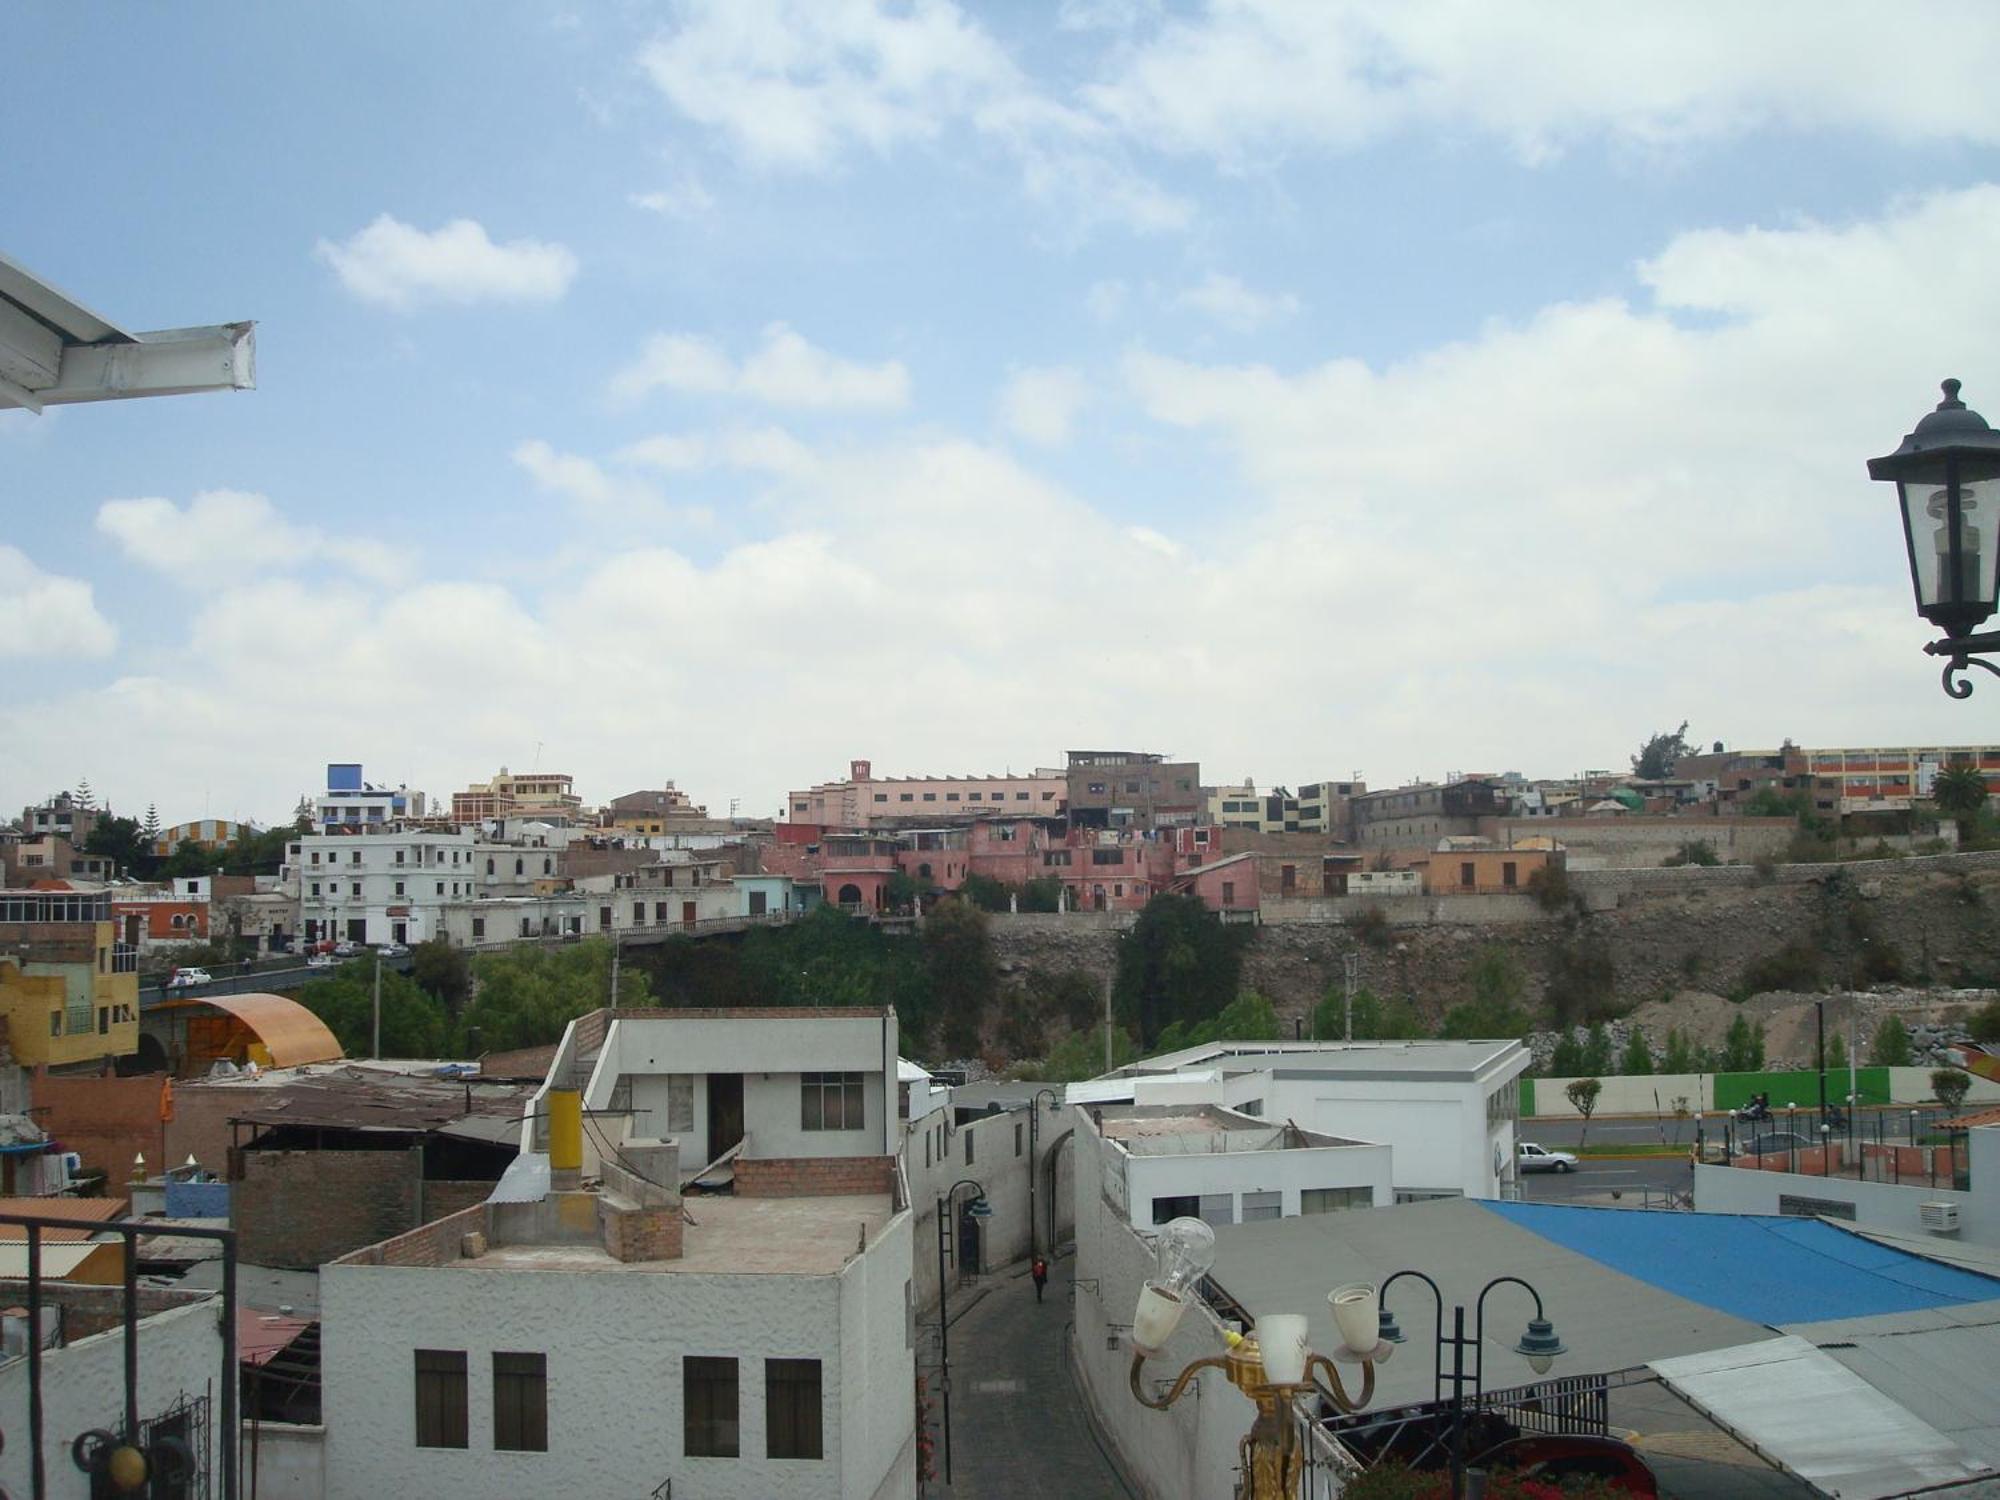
[1711,1067,1891,1111]
[1519,1077,1536,1120]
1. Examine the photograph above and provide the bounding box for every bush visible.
[1721,1014,1766,1072]
[1933,1068,1972,1112]
[1738,942,1820,996]
[1970,999,2000,1043]
[1545,933,1617,1027]
[1526,863,1573,913]
[1312,986,1426,1041]
[1869,1017,1912,1067]
[1351,904,1393,949]
[1663,840,1720,867]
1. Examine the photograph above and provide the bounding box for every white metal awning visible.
[0,252,254,412]
[1650,1335,1997,1498]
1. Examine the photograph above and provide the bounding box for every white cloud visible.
[94,490,406,584]
[315,215,578,310]
[636,0,1187,233]
[1085,1,2000,164]
[999,366,1091,446]
[610,323,911,409]
[1085,279,1130,322]
[628,167,717,220]
[1173,272,1300,331]
[619,426,816,475]
[0,547,115,657]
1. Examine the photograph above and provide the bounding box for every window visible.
[1241,1191,1282,1222]
[874,793,888,803]
[964,1130,974,1165]
[351,882,361,897]
[395,880,406,896]
[1221,881,1235,905]
[968,792,982,801]
[515,858,524,876]
[48,1013,60,1037]
[487,858,495,875]
[1017,792,1031,801]
[395,850,405,865]
[1302,1187,1373,1214]
[492,1352,547,1451]
[922,792,937,802]
[655,901,668,922]
[684,1356,739,1457]
[1502,862,1518,888]
[1460,862,1475,888]
[664,1075,695,1132]
[436,882,444,896]
[311,882,321,897]
[633,901,645,925]
[472,917,486,939]
[1152,1194,1199,1224]
[1014,1122,1023,1157]
[899,793,914,802]
[99,1006,110,1035]
[351,851,361,865]
[414,1349,469,1448]
[945,792,960,802]
[766,1359,823,1460]
[801,1072,864,1131]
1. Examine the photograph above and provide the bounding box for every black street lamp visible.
[1377,1270,1567,1500]
[935,1177,986,1485]
[1869,379,2000,696]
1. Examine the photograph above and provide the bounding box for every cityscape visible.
[10,6,2000,1500]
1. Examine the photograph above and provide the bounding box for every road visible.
[1517,1153,1694,1208]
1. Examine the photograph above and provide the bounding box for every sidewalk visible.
[928,1252,1134,1499]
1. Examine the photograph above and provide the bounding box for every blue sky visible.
[7,2,2000,826]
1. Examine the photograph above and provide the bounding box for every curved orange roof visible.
[155,992,344,1067]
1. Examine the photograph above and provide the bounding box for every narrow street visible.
[930,1252,1134,1499]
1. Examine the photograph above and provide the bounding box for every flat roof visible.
[1097,1105,1366,1153]
[454,1192,894,1276]
[1114,1037,1527,1083]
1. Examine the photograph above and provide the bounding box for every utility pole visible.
[611,935,621,1009]
[372,950,382,1059]
[1344,951,1360,1041]
[1103,970,1114,1074]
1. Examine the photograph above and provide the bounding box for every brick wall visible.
[0,1279,208,1340]
[735,1155,896,1198]
[421,1179,494,1220]
[165,1082,248,1179]
[600,1202,683,1262]
[334,1204,491,1268]
[235,1148,421,1269]
[33,1071,170,1179]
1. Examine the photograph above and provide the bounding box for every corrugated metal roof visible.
[486,1152,549,1205]
[154,992,343,1067]
[1650,1335,1995,1499]
[0,1198,127,1242]
[1483,1202,2000,1324]
[211,1067,534,1135]
[1786,1301,2000,1477]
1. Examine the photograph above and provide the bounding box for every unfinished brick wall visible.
[235,1148,422,1269]
[734,1155,896,1198]
[165,1083,252,1180]
[421,1179,495,1220]
[33,1071,170,1180]
[0,1279,208,1340]
[334,1204,491,1268]
[600,1202,683,1262]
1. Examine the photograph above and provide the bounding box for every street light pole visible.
[936,1176,984,1485]
[371,950,381,1059]
[1028,1089,1058,1257]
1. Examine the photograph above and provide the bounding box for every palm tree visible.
[1932,761,1990,846]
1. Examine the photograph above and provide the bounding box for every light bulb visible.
[1256,1313,1309,1384]
[1131,1217,1216,1354]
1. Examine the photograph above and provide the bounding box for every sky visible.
[7,1,2000,828]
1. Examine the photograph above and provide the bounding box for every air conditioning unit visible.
[1920,1201,1960,1236]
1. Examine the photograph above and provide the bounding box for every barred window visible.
[801,1072,864,1131]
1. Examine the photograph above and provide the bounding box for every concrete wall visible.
[246,1422,325,1500]
[905,1103,1042,1316]
[1121,1138,1392,1225]
[1264,1072,1512,1199]
[1693,1127,1998,1245]
[0,1299,223,1500]
[321,1235,914,1500]
[1524,1066,2000,1118]
[1486,816,1796,870]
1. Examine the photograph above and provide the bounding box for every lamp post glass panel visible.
[1869,379,2000,696]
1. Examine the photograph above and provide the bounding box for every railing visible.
[1704,1108,1971,1191]
[0,1211,239,1500]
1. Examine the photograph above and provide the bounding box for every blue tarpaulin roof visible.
[1483,1201,2000,1325]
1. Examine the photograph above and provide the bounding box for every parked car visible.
[331,941,359,958]
[1517,1141,1578,1174]
[306,953,336,969]
[166,967,212,989]
[374,942,408,958]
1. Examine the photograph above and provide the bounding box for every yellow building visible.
[0,890,140,1068]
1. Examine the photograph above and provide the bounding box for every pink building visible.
[1173,853,1260,915]
[787,759,1067,828]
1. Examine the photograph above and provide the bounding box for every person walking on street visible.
[1031,1255,1048,1303]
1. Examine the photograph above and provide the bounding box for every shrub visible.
[1351,904,1392,949]
[1970,999,2000,1044]
[1869,1017,1912,1067]
[1933,1068,1972,1112]
[1721,1014,1765,1072]
[1526,863,1572,913]
[1739,942,1820,996]
[1663,840,1720,868]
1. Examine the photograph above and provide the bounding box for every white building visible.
[313,762,426,831]
[293,827,579,947]
[1076,1038,1530,1201]
[1087,1103,1392,1230]
[323,1006,916,1499]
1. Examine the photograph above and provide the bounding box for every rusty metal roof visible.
[0,1197,127,1241]
[153,992,343,1067]
[213,1067,534,1135]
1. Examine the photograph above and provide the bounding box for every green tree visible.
[1545,933,1617,1027]
[1632,721,1691,779]
[409,940,472,1016]
[1312,986,1426,1042]
[1721,1014,1766,1073]
[1932,1068,1972,1113]
[924,900,997,1058]
[299,962,449,1058]
[463,939,652,1052]
[1664,840,1720,867]
[1565,1077,1604,1148]
[1037,1025,1139,1083]
[141,803,162,845]
[1932,760,1990,846]
[1441,947,1531,1039]
[1869,1016,1912,1067]
[1621,1027,1653,1075]
[160,838,222,879]
[1018,877,1064,914]
[1152,992,1284,1054]
[1662,1026,1696,1075]
[1827,1030,1848,1072]
[958,874,1014,913]
[1581,1022,1614,1076]
[84,815,156,879]
[1114,893,1249,1047]
[1970,999,2000,1044]
[1025,967,1101,1033]
[1548,1033,1585,1077]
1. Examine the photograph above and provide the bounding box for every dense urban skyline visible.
[8,4,2000,824]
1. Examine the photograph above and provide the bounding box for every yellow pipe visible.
[549,1089,583,1171]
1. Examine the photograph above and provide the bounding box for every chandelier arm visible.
[1306,1352,1376,1413]
[1129,1351,1231,1411]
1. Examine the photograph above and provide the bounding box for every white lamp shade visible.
[1329,1283,1379,1355]
[1257,1313,1309,1384]
[1132,1282,1186,1353]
